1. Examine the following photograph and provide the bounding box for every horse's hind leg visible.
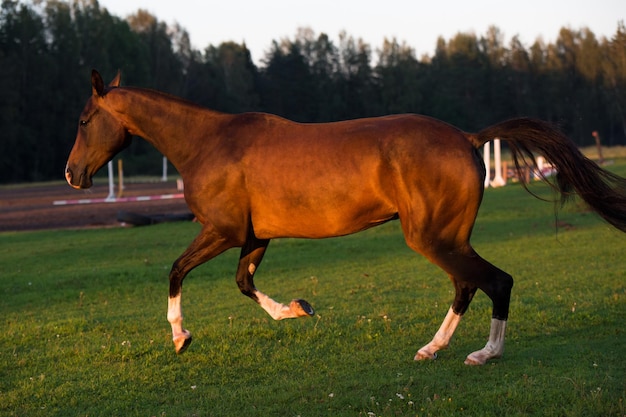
[463,258,513,365]
[236,234,315,320]
[414,281,477,360]
[413,243,513,365]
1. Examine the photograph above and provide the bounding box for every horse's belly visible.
[251,196,396,239]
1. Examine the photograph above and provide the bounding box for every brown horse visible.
[66,70,626,365]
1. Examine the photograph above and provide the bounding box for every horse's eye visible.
[79,120,88,127]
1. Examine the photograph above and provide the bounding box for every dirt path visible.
[0,181,191,232]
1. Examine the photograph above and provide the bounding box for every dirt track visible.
[0,181,191,232]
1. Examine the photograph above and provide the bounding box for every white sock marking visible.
[416,306,462,360]
[167,294,186,339]
[255,290,296,320]
[465,319,507,365]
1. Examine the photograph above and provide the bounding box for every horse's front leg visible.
[168,227,233,354]
[236,235,315,320]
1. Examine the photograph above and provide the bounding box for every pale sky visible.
[98,0,625,63]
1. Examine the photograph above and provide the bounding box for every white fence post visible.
[491,138,506,187]
[162,156,168,182]
[483,141,491,188]
[105,160,115,202]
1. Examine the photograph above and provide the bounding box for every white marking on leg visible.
[167,294,189,340]
[464,318,507,365]
[415,306,462,360]
[255,290,293,320]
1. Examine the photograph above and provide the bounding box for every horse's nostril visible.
[65,165,73,184]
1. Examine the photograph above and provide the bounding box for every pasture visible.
[2,163,626,416]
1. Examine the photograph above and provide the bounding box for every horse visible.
[65,70,626,365]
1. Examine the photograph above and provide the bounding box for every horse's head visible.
[65,70,131,189]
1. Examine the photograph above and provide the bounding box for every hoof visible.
[173,334,193,354]
[464,351,495,366]
[290,299,315,317]
[464,348,501,365]
[464,355,485,366]
[414,350,437,361]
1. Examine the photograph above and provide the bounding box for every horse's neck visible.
[108,88,224,169]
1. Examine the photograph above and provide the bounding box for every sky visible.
[98,0,625,63]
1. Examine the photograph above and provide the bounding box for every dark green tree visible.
[200,41,260,112]
[127,9,181,92]
[601,22,626,143]
[335,31,377,119]
[375,38,423,115]
[260,36,316,121]
[0,0,50,182]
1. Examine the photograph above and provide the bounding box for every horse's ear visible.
[91,69,105,97]
[109,70,122,88]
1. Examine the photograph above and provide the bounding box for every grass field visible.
[2,162,626,416]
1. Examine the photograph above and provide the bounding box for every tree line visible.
[1,0,625,183]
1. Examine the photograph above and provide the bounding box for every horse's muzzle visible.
[65,164,91,189]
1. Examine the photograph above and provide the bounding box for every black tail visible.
[471,117,626,232]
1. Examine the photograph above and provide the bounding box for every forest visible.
[1,0,625,182]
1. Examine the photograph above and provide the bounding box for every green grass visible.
[2,163,626,416]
